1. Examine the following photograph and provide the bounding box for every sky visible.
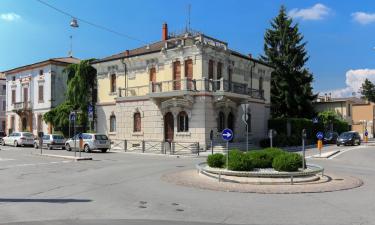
[1,0,375,97]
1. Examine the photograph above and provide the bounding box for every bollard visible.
[142,140,145,153]
[290,175,294,185]
[124,140,127,152]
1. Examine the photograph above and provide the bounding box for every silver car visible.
[65,133,110,153]
[34,134,66,150]
[1,132,34,147]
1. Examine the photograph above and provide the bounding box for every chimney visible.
[162,23,168,41]
[248,54,252,59]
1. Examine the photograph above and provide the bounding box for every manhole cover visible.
[176,208,184,212]
[172,203,179,206]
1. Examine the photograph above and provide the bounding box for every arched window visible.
[110,115,116,132]
[133,112,141,132]
[110,74,116,93]
[177,111,189,132]
[218,111,225,132]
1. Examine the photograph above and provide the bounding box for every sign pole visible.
[302,129,306,169]
[246,103,248,152]
[226,141,229,169]
[74,118,76,158]
[221,128,233,169]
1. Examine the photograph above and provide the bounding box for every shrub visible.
[207,153,225,168]
[227,150,254,171]
[272,153,303,172]
[247,151,273,168]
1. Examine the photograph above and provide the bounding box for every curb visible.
[312,150,340,159]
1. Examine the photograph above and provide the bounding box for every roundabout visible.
[161,162,363,194]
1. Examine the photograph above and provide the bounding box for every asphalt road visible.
[0,144,374,225]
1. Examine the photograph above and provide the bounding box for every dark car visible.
[324,132,339,144]
[337,131,361,146]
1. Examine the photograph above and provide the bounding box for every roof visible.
[92,33,273,68]
[315,97,366,104]
[2,57,80,75]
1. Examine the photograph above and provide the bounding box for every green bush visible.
[272,153,303,172]
[227,150,254,171]
[247,151,272,168]
[207,153,225,168]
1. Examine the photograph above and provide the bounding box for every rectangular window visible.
[38,85,44,102]
[2,100,5,111]
[11,90,15,104]
[110,74,116,93]
[39,70,43,76]
[208,60,214,79]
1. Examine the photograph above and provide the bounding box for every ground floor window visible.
[133,112,141,132]
[218,111,225,132]
[177,111,189,132]
[110,115,116,132]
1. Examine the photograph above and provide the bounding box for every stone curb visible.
[31,153,92,161]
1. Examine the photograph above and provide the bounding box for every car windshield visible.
[22,133,33,137]
[95,135,108,140]
[339,132,353,139]
[52,135,64,139]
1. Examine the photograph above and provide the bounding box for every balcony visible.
[12,101,32,112]
[118,78,264,100]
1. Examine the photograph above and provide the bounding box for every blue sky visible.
[1,0,375,97]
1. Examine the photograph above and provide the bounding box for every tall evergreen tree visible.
[261,5,316,118]
[360,78,375,102]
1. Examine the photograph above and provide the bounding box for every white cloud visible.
[288,3,330,20]
[320,69,375,98]
[352,12,375,25]
[0,12,21,22]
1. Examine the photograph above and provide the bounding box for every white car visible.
[1,132,35,147]
[65,133,110,153]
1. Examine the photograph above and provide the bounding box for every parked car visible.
[34,134,66,150]
[1,132,34,147]
[65,133,110,153]
[323,131,339,144]
[337,131,361,146]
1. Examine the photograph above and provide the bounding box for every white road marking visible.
[0,158,15,161]
[0,160,71,169]
[328,145,366,159]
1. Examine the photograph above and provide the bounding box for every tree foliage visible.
[360,78,375,102]
[261,5,316,118]
[43,59,97,136]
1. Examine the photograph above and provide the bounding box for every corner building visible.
[92,24,273,151]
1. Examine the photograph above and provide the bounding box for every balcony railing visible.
[118,78,264,100]
[12,101,32,111]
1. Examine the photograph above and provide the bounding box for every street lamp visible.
[70,18,79,28]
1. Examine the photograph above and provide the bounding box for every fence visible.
[110,139,201,156]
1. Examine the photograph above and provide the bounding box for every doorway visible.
[227,112,234,142]
[164,112,174,143]
[150,67,156,92]
[173,61,181,90]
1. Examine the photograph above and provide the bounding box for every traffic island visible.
[312,150,340,159]
[32,152,92,161]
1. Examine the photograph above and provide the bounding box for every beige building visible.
[352,101,375,138]
[92,23,273,151]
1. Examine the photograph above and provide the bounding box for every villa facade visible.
[92,24,273,150]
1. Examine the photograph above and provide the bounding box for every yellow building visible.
[352,101,375,138]
[92,23,273,151]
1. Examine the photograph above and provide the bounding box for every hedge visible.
[207,153,225,168]
[227,150,254,171]
[272,153,303,172]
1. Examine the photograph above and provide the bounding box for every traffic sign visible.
[316,131,324,140]
[312,117,319,124]
[221,128,233,141]
[69,112,76,121]
[88,104,93,113]
[365,131,368,137]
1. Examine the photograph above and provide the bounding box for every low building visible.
[2,57,80,135]
[352,101,375,138]
[92,23,273,150]
[313,95,364,127]
[0,73,6,132]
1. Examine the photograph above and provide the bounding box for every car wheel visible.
[84,145,91,153]
[47,144,52,150]
[34,143,38,149]
[14,141,18,147]
[66,144,71,151]
[101,149,108,153]
[337,143,340,146]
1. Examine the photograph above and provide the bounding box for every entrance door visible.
[173,61,181,90]
[164,112,174,142]
[150,67,156,92]
[185,59,193,90]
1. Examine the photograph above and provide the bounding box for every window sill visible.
[109,92,117,96]
[132,131,143,136]
[108,132,116,135]
[38,101,44,103]
[176,131,191,136]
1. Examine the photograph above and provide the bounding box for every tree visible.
[318,110,348,133]
[261,5,316,118]
[43,59,97,136]
[360,78,375,102]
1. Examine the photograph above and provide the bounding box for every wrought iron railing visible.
[13,101,32,111]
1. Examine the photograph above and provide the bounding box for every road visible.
[0,144,374,225]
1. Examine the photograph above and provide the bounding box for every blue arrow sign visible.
[221,128,233,141]
[88,105,93,113]
[365,131,368,137]
[69,113,76,121]
[316,131,324,140]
